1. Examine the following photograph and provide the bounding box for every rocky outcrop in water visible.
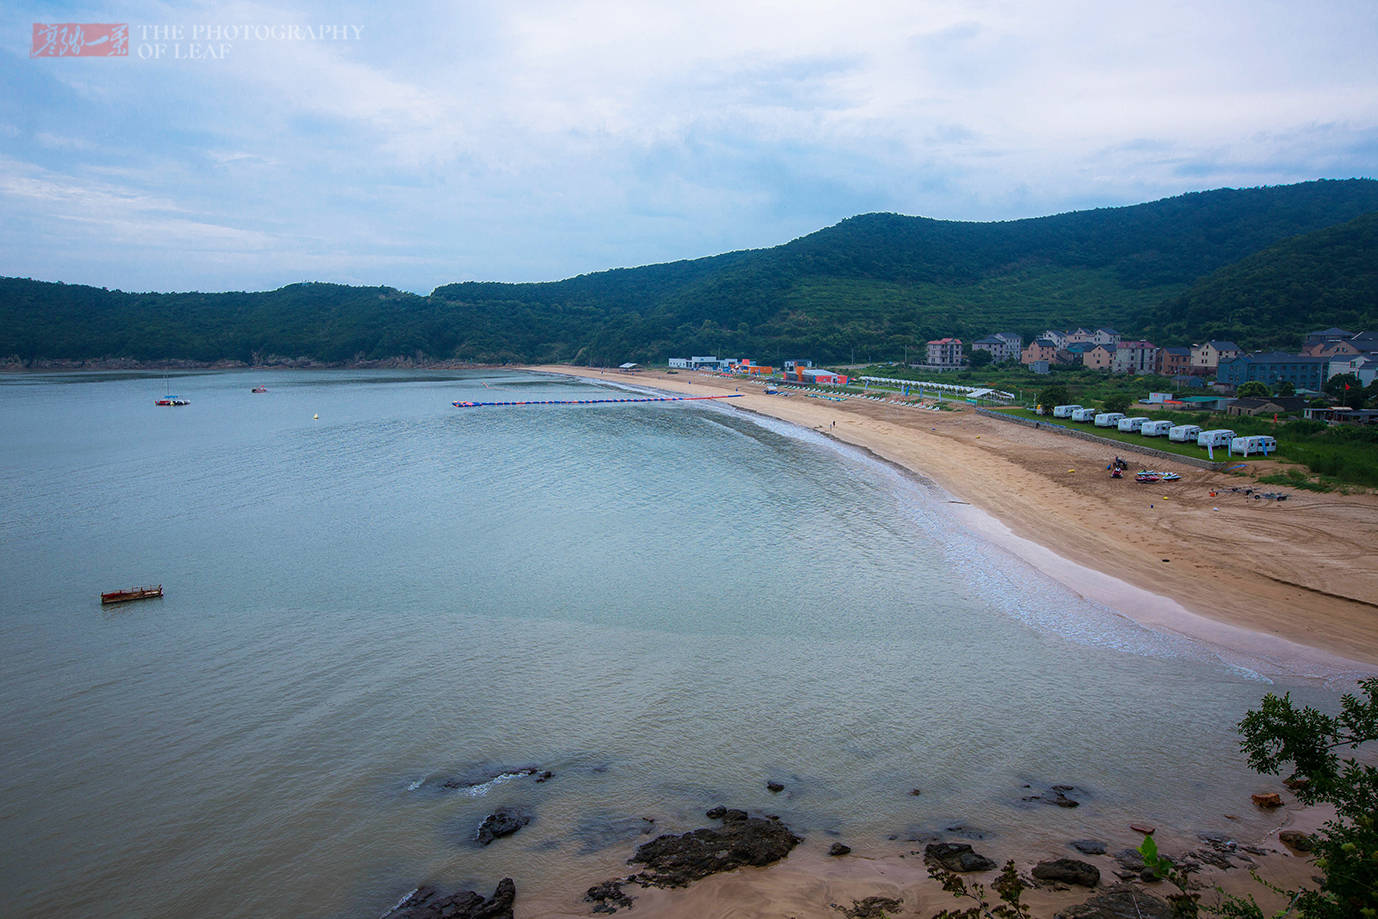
[585,880,634,914]
[383,878,515,919]
[923,842,996,872]
[476,809,530,846]
[1022,784,1082,808]
[625,808,801,888]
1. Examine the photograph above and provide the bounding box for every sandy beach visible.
[502,365,1378,919]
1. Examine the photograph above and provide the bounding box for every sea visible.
[0,369,1347,918]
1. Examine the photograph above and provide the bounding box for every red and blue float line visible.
[452,394,744,408]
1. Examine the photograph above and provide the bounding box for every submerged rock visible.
[1033,858,1101,887]
[1279,830,1315,852]
[476,809,530,846]
[585,880,634,914]
[626,810,800,888]
[828,842,852,857]
[923,842,996,873]
[1054,882,1174,919]
[383,878,516,919]
[831,895,904,918]
[1071,839,1107,856]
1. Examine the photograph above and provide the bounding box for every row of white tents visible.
[1051,405,1277,457]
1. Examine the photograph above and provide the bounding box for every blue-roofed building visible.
[1217,352,1330,391]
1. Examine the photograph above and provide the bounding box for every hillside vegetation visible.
[3,179,1377,365]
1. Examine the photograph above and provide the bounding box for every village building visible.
[971,334,1021,363]
[1021,338,1061,365]
[1083,343,1115,371]
[1226,396,1310,418]
[1111,340,1159,374]
[1036,329,1069,349]
[926,337,964,367]
[1189,340,1242,375]
[1092,327,1121,346]
[1217,352,1330,392]
[1156,346,1191,376]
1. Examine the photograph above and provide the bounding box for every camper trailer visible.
[1229,435,1277,457]
[1052,404,1082,418]
[1071,408,1097,422]
[1168,424,1203,443]
[1197,429,1236,448]
[1140,420,1174,437]
[1094,412,1126,428]
[1117,416,1151,433]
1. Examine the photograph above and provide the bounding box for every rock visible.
[1023,785,1081,808]
[923,842,997,873]
[1071,839,1107,856]
[1055,882,1175,919]
[766,781,784,793]
[705,806,727,819]
[1282,776,1310,792]
[1113,848,1146,874]
[831,896,904,919]
[476,809,530,846]
[1279,830,1315,852]
[627,811,801,888]
[585,880,634,914]
[828,842,852,856]
[909,788,921,796]
[534,770,554,783]
[1033,858,1101,887]
[1128,823,1156,835]
[383,878,516,919]
[1251,793,1283,809]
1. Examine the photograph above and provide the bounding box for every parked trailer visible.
[1071,408,1097,422]
[1140,420,1174,437]
[1197,429,1236,448]
[1052,404,1082,418]
[1117,416,1151,433]
[1230,435,1277,457]
[1094,412,1126,428]
[1168,424,1202,443]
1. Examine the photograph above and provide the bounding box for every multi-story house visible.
[1217,352,1329,392]
[1021,338,1061,365]
[1111,340,1159,374]
[1092,328,1121,347]
[1156,346,1190,376]
[1037,329,1069,349]
[1189,340,1242,375]
[926,337,964,367]
[1083,343,1115,371]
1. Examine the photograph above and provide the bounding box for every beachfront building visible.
[926,337,964,367]
[790,367,849,386]
[1111,340,1159,375]
[1190,340,1242,375]
[1157,346,1190,376]
[1216,352,1329,392]
[1022,338,1061,366]
[669,355,736,370]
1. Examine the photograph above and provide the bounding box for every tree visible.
[1101,394,1131,414]
[969,348,993,368]
[1231,678,1378,919]
[1036,384,1069,411]
[1236,381,1270,398]
[1325,373,1367,409]
[1273,380,1296,397]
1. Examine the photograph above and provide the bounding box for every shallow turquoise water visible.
[0,369,1341,917]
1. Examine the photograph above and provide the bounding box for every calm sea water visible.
[0,370,1340,918]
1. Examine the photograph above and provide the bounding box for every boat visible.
[100,585,163,605]
[1135,471,1160,483]
[251,386,267,393]
[1159,472,1181,482]
[155,396,190,406]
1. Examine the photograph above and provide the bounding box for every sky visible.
[3,0,1377,294]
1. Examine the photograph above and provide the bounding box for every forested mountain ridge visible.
[4,179,1377,366]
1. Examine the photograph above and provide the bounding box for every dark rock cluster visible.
[383,878,516,919]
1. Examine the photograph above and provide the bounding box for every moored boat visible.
[155,396,190,406]
[251,386,267,393]
[100,585,163,605]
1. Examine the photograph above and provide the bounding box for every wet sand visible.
[518,365,1375,917]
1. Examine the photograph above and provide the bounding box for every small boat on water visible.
[251,386,267,393]
[155,396,190,406]
[100,585,163,605]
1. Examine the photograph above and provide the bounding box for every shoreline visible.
[534,365,1378,682]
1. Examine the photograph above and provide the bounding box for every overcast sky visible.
[3,0,1376,293]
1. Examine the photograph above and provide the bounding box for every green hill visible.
[1139,210,1378,349]
[3,179,1377,365]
